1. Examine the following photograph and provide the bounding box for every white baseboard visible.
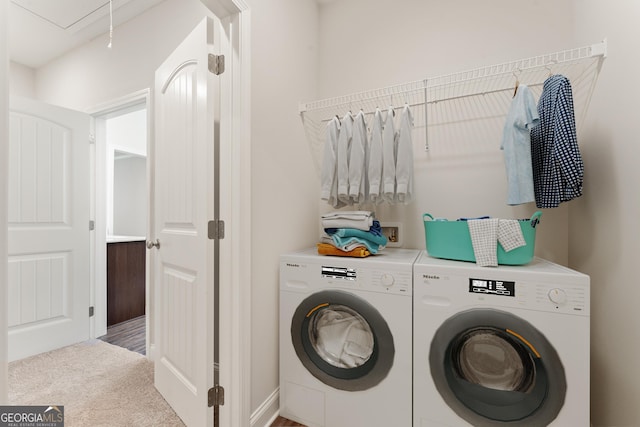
[250,387,279,427]
[147,343,156,361]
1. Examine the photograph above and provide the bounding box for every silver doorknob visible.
[146,239,160,249]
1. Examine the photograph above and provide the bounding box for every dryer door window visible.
[291,290,394,391]
[452,327,536,393]
[429,308,567,426]
[308,304,375,369]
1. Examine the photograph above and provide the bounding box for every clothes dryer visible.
[280,248,419,427]
[413,251,590,427]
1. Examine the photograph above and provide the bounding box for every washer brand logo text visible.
[423,274,440,280]
[286,263,300,268]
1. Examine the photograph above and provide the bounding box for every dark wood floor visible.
[98,314,146,355]
[98,317,304,426]
[270,416,305,426]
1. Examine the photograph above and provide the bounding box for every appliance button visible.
[380,273,395,287]
[548,288,567,305]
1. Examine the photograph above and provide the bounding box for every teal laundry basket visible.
[422,211,542,265]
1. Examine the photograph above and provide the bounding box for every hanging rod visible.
[319,79,553,124]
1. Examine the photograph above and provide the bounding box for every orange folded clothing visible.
[316,242,371,258]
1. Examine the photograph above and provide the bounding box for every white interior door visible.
[153,17,219,426]
[8,96,90,362]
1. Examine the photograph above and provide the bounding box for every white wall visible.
[113,155,147,237]
[106,109,147,237]
[107,109,147,156]
[9,61,34,98]
[317,0,578,265]
[571,1,640,425]
[318,0,575,98]
[0,0,9,406]
[243,0,319,415]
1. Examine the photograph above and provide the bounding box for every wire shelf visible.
[300,40,607,175]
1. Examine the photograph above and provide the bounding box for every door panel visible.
[153,17,217,427]
[8,96,90,361]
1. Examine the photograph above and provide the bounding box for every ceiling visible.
[9,0,166,69]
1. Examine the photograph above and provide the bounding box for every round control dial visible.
[548,288,567,305]
[380,273,395,287]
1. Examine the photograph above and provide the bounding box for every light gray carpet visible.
[9,340,185,426]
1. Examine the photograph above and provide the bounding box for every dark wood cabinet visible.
[107,240,146,326]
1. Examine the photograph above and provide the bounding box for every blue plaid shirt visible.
[530,75,584,208]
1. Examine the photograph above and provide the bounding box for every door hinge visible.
[89,133,95,144]
[89,220,95,231]
[89,306,94,317]
[208,385,224,407]
[208,54,225,75]
[208,219,225,240]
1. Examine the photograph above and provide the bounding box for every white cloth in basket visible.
[468,219,526,267]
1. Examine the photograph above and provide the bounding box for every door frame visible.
[0,1,252,425]
[87,89,151,347]
[211,3,252,426]
[1,1,10,404]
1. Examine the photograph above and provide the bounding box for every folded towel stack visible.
[319,211,388,257]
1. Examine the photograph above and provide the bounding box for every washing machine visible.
[279,247,419,427]
[413,251,590,427]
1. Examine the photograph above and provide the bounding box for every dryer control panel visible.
[469,278,516,297]
[417,271,589,315]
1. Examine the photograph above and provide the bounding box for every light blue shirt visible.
[501,84,539,205]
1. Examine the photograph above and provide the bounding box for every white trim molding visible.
[201,1,251,426]
[250,387,280,427]
[0,0,10,405]
[87,88,152,350]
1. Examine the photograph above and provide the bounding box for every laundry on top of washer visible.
[423,212,542,266]
[317,242,371,257]
[321,210,375,230]
[467,218,526,267]
[319,211,387,257]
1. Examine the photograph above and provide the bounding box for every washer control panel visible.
[321,264,412,295]
[322,265,356,281]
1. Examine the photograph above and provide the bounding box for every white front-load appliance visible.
[280,248,419,427]
[413,251,590,427]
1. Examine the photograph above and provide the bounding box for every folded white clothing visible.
[321,210,373,220]
[497,219,526,252]
[468,219,499,267]
[321,211,374,231]
[322,218,373,231]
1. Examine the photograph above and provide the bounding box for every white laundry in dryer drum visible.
[279,248,419,427]
[413,251,590,427]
